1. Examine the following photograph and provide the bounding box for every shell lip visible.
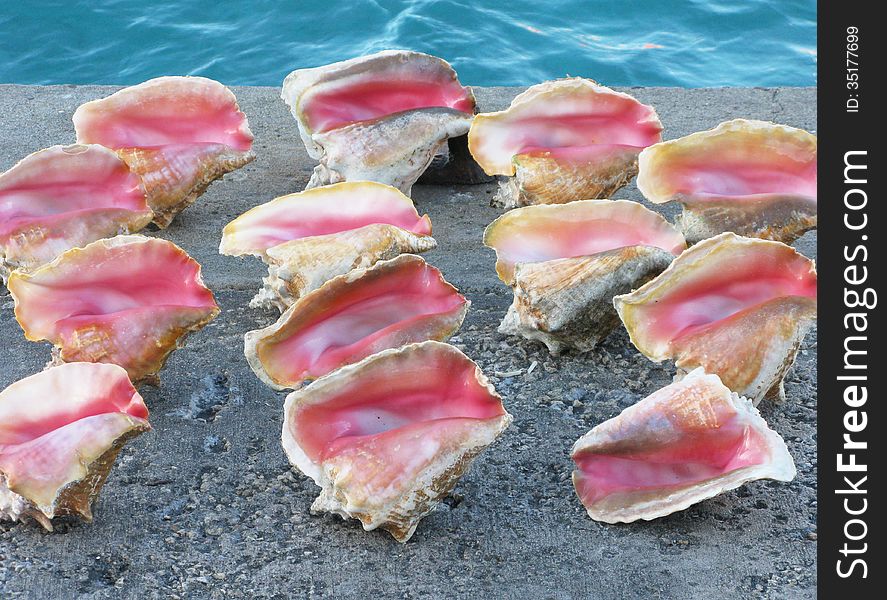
[73,75,254,152]
[636,119,816,205]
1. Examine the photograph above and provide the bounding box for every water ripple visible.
[0,0,816,86]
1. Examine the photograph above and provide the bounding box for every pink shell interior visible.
[487,202,685,278]
[0,363,148,503]
[634,242,816,344]
[73,77,253,152]
[573,391,769,506]
[0,145,147,242]
[302,79,474,134]
[0,363,147,446]
[477,89,661,172]
[259,258,467,383]
[223,183,431,253]
[12,238,217,343]
[660,155,816,200]
[292,347,506,465]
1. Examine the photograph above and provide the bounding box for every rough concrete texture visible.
[0,85,817,599]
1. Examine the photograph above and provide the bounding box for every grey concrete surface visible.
[0,85,817,599]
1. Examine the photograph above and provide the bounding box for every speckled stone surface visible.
[0,85,816,599]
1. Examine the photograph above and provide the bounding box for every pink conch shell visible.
[219,181,436,310]
[281,50,476,194]
[0,144,151,280]
[614,233,817,404]
[468,78,662,208]
[282,341,512,542]
[73,76,255,228]
[8,235,220,385]
[0,362,150,530]
[637,119,817,244]
[484,200,686,353]
[571,368,795,523]
[245,255,468,390]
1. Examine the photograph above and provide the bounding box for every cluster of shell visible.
[2,49,817,538]
[1,77,253,528]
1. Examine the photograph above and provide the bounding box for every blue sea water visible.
[0,1,816,87]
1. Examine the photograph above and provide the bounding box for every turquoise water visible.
[1,1,816,87]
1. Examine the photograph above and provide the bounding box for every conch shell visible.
[245,254,468,389]
[468,78,662,208]
[615,233,817,404]
[0,362,151,530]
[484,200,686,353]
[281,50,476,194]
[637,119,817,244]
[0,144,151,280]
[220,181,436,310]
[282,341,512,542]
[73,76,255,227]
[571,368,795,523]
[8,235,220,385]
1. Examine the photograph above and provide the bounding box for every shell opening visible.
[252,256,467,386]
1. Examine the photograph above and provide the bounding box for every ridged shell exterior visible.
[571,368,795,523]
[281,341,512,542]
[499,247,676,354]
[637,119,817,244]
[614,233,817,404]
[281,50,476,194]
[498,145,642,209]
[245,255,469,389]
